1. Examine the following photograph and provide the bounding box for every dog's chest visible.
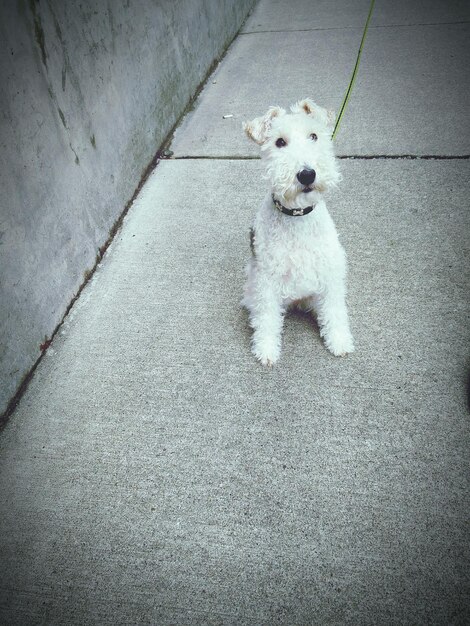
[277,234,327,286]
[252,199,344,297]
[261,216,341,297]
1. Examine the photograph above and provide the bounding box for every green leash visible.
[331,0,376,140]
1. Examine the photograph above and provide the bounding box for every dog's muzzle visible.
[296,168,316,186]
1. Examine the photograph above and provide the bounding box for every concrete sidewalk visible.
[1,1,469,624]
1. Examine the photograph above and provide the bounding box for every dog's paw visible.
[324,330,354,357]
[257,354,276,367]
[253,348,280,367]
[252,337,281,367]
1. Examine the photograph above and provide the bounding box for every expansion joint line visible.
[331,0,375,140]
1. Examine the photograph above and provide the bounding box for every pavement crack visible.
[171,155,469,161]
[240,20,470,36]
[338,154,470,160]
[173,155,260,160]
[241,26,365,35]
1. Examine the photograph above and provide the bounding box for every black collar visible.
[272,194,315,217]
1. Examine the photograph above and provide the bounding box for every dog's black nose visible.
[296,168,316,186]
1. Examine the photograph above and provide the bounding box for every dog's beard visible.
[264,153,339,204]
[265,163,302,201]
[265,168,319,205]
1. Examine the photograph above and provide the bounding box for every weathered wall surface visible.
[0,0,254,416]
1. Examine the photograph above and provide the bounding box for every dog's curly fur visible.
[242,98,354,366]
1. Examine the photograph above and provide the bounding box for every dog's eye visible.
[275,138,287,148]
[309,133,318,141]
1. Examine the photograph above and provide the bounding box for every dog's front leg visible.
[313,285,354,357]
[249,279,284,366]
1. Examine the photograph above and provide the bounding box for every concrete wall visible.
[0,0,254,416]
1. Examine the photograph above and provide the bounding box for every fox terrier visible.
[242,98,354,366]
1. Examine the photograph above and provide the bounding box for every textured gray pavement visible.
[171,0,470,157]
[1,1,470,625]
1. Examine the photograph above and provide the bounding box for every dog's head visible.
[244,99,340,206]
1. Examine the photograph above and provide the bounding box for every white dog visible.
[242,98,354,366]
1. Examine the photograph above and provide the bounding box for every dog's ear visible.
[243,106,285,144]
[291,98,335,128]
[291,98,317,116]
